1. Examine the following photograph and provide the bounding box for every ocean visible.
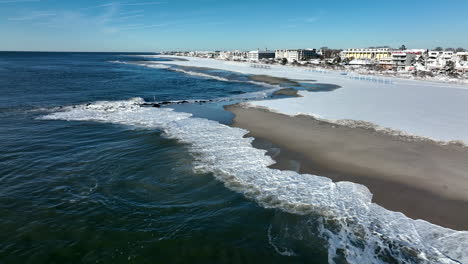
[1,52,466,264]
[0,52,326,263]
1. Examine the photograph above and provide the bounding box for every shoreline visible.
[225,104,468,231]
[150,55,468,143]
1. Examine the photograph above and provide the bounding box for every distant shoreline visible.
[159,55,468,85]
[0,51,159,54]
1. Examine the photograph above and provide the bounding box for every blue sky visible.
[1,0,467,52]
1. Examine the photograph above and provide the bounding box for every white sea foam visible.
[113,59,286,90]
[40,98,468,264]
[110,60,282,103]
[171,67,238,82]
[110,60,171,69]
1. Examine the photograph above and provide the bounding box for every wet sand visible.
[248,74,301,86]
[272,88,301,97]
[170,65,307,87]
[225,104,468,231]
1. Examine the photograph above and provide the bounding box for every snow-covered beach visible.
[153,55,468,144]
[147,55,468,231]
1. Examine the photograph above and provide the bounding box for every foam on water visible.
[110,60,171,69]
[40,98,468,264]
[171,67,240,83]
[112,60,289,90]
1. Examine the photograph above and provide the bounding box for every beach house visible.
[247,50,275,61]
[275,49,319,62]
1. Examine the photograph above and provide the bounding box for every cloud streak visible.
[82,1,164,10]
[117,14,144,20]
[123,1,165,6]
[0,0,39,3]
[122,23,166,30]
[8,12,55,21]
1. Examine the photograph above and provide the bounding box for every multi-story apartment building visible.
[391,52,417,71]
[427,51,455,69]
[275,49,319,62]
[247,50,275,61]
[374,49,425,71]
[341,48,393,60]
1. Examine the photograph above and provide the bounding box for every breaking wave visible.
[171,67,239,82]
[39,98,468,264]
[110,60,171,69]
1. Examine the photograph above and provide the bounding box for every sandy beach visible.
[226,104,468,231]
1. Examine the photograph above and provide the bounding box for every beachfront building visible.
[427,51,456,69]
[391,49,426,71]
[456,52,468,72]
[391,52,416,71]
[275,49,319,62]
[341,48,393,61]
[378,57,394,70]
[247,50,275,61]
[348,59,376,66]
[187,51,218,58]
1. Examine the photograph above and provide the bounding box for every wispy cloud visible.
[288,16,321,24]
[8,11,55,21]
[304,16,320,23]
[81,1,164,10]
[122,23,165,30]
[117,14,144,20]
[0,0,39,3]
[8,1,167,34]
[119,9,144,15]
[122,1,165,6]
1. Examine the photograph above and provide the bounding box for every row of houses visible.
[167,49,321,62]
[165,47,468,72]
[341,48,468,71]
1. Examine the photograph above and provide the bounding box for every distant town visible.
[161,46,468,81]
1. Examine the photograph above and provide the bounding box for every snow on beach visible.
[154,56,468,144]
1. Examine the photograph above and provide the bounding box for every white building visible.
[275,49,319,62]
[390,50,425,71]
[341,48,393,61]
[391,52,417,71]
[188,51,217,58]
[427,51,456,69]
[349,59,376,66]
[455,52,468,72]
[247,50,275,61]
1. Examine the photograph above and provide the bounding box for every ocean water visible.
[1,52,467,264]
[0,52,324,263]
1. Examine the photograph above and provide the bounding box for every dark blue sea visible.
[0,52,328,264]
